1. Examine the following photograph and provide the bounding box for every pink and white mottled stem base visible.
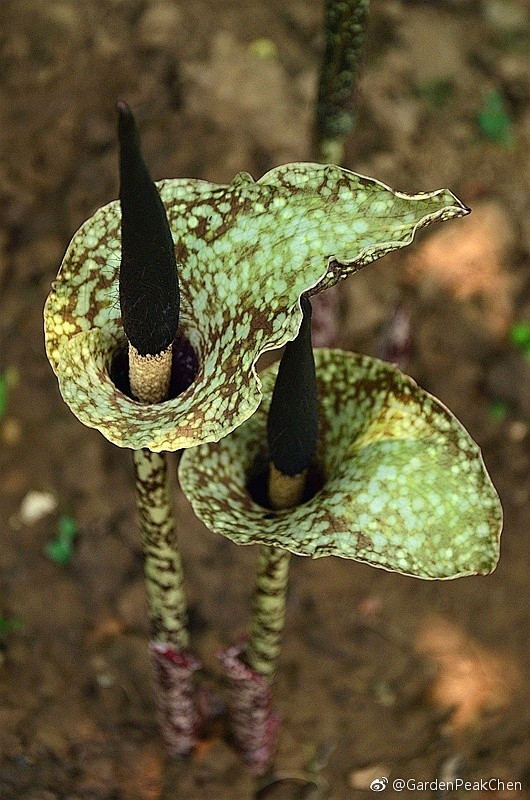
[149,642,201,758]
[218,642,281,776]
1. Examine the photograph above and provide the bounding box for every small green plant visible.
[510,321,530,360]
[489,400,509,422]
[0,365,19,420]
[44,514,78,566]
[0,616,23,642]
[0,373,6,420]
[477,89,514,146]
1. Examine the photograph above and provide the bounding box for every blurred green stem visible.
[314,0,371,164]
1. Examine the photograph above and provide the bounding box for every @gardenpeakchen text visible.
[369,777,523,792]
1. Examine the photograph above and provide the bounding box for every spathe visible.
[179,350,502,580]
[45,164,468,452]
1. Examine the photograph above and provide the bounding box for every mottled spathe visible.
[179,350,502,580]
[45,163,468,452]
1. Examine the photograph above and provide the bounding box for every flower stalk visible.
[244,545,292,682]
[314,0,371,165]
[132,448,188,651]
[311,0,371,347]
[245,296,318,680]
[118,102,198,756]
[222,297,318,772]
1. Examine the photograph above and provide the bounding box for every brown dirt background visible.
[0,0,529,798]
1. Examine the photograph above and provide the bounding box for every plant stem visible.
[313,1,371,344]
[133,447,189,651]
[244,466,306,680]
[219,535,294,769]
[224,302,315,770]
[314,0,370,164]
[224,471,304,772]
[129,345,198,755]
[244,544,292,682]
[129,341,190,649]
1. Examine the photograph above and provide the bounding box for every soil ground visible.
[0,1,529,798]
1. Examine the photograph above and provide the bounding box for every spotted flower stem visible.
[311,0,371,346]
[227,498,299,773]
[244,544,292,681]
[244,466,307,678]
[130,362,199,756]
[220,300,316,772]
[229,470,303,772]
[133,448,199,756]
[117,103,199,756]
[314,0,371,165]
[133,448,189,651]
[245,299,316,678]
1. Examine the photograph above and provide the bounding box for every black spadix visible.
[267,295,319,476]
[118,101,179,356]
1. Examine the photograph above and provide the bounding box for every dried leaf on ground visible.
[406,202,517,335]
[415,614,521,733]
[119,743,164,800]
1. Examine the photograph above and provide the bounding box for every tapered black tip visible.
[118,102,179,356]
[267,296,319,476]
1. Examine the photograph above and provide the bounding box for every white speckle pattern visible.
[44,163,468,451]
[179,350,502,580]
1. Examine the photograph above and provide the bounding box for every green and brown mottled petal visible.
[45,164,467,451]
[179,350,502,580]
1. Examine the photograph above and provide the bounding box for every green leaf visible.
[45,163,468,453]
[57,514,78,540]
[477,90,514,146]
[179,350,502,580]
[45,514,78,566]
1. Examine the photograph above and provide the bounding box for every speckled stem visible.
[218,643,281,775]
[224,541,291,772]
[244,544,292,681]
[243,466,305,679]
[133,448,189,650]
[130,343,199,754]
[314,0,371,164]
[133,447,200,755]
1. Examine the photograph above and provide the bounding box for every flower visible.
[44,163,468,452]
[178,349,501,580]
